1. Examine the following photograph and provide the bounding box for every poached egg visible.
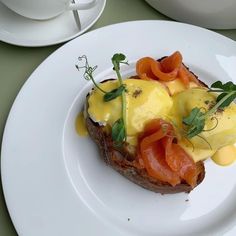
[87,78,236,165]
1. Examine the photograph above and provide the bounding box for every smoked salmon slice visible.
[139,119,199,187]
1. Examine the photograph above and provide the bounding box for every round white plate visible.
[145,0,236,30]
[0,0,106,47]
[2,21,236,236]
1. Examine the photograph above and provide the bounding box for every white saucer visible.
[0,0,106,47]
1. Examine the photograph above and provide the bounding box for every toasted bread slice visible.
[85,63,206,194]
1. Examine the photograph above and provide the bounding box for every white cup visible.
[0,0,97,20]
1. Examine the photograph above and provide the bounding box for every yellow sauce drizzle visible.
[211,145,236,166]
[75,111,88,136]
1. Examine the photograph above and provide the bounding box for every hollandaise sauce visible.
[75,111,88,136]
[211,145,236,166]
[81,77,236,166]
[88,79,172,145]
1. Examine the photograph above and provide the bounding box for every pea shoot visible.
[183,81,236,138]
[76,53,129,145]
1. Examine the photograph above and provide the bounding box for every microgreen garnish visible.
[112,118,126,146]
[183,81,236,138]
[77,54,129,145]
[183,108,205,138]
[76,55,106,93]
[111,53,129,70]
[103,84,126,102]
[209,81,236,109]
[111,53,129,144]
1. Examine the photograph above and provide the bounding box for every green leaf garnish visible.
[216,92,236,109]
[183,108,205,138]
[183,80,236,138]
[76,55,106,93]
[111,53,129,144]
[112,118,125,145]
[209,80,236,109]
[76,53,129,146]
[211,81,236,91]
[111,53,129,70]
[103,85,126,102]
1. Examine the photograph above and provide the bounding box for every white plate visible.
[145,0,236,30]
[2,21,236,236]
[0,0,106,47]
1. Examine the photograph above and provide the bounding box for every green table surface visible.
[1,0,236,235]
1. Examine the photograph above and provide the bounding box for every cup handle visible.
[68,0,97,10]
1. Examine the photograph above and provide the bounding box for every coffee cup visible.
[0,0,97,20]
